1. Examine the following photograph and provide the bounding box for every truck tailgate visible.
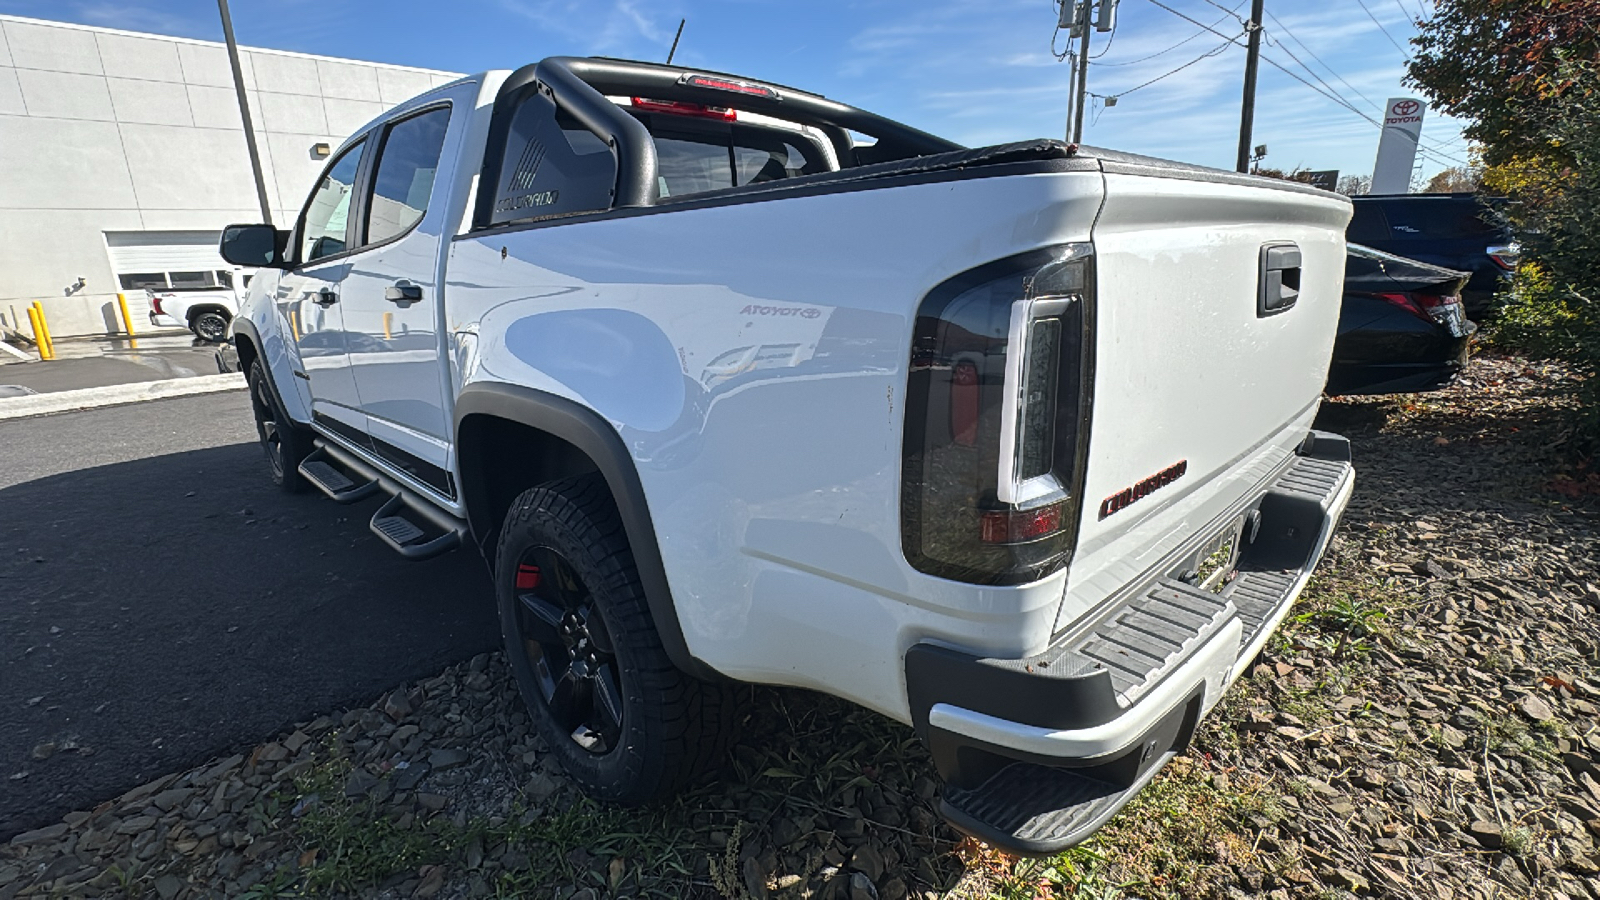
[1062,168,1352,630]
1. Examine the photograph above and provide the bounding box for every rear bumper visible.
[1327,335,1471,396]
[906,431,1355,855]
[149,312,183,330]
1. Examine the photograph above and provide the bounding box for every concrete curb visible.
[0,373,247,421]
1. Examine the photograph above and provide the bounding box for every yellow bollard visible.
[27,306,53,360]
[383,311,393,340]
[116,292,139,349]
[30,301,54,360]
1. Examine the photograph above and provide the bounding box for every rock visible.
[525,772,559,802]
[153,873,184,899]
[114,815,157,836]
[393,761,430,792]
[428,748,469,771]
[742,854,770,900]
[849,871,879,900]
[344,770,380,798]
[1329,868,1369,891]
[9,823,67,846]
[850,844,885,881]
[151,788,193,812]
[30,742,56,761]
[413,864,445,898]
[1469,820,1504,849]
[1518,694,1555,722]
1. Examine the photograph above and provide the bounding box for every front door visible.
[337,102,458,496]
[278,136,369,434]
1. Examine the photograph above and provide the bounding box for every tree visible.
[1424,167,1480,193]
[1408,0,1600,167]
[1337,175,1371,196]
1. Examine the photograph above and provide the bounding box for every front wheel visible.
[192,311,230,343]
[247,359,312,492]
[496,474,736,805]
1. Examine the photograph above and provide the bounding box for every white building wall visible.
[0,15,461,337]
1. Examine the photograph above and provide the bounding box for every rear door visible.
[336,94,465,498]
[276,136,369,432]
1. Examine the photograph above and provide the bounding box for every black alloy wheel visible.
[246,359,310,492]
[495,474,738,805]
[193,311,230,343]
[511,545,625,753]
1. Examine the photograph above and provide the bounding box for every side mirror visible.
[219,224,290,268]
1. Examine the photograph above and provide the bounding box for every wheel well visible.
[187,305,232,323]
[234,331,259,374]
[456,414,602,565]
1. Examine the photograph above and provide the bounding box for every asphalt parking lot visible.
[0,391,500,840]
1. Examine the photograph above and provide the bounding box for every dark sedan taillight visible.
[901,244,1093,585]
[1378,291,1472,337]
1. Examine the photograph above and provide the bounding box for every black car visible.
[1348,193,1517,317]
[1327,244,1476,396]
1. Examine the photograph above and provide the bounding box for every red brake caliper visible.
[515,564,541,590]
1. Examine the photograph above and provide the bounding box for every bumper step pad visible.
[368,493,463,561]
[941,754,1176,855]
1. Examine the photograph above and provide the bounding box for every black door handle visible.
[1257,243,1301,317]
[385,280,423,305]
[314,288,338,307]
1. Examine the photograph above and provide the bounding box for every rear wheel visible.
[247,359,312,493]
[496,474,735,804]
[192,311,230,343]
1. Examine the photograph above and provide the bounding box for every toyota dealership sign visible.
[1371,97,1428,194]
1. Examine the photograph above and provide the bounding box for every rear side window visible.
[489,91,618,226]
[366,107,451,245]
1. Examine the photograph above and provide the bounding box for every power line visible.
[1138,0,1468,168]
[1354,0,1412,60]
[1091,1,1241,66]
[1102,33,1240,97]
[1390,0,1416,26]
[1260,11,1468,163]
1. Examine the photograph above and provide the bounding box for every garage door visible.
[104,231,230,291]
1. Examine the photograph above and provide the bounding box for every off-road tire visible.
[192,311,230,343]
[495,474,737,804]
[247,359,313,493]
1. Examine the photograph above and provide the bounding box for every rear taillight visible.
[1486,243,1520,271]
[1374,291,1432,322]
[151,295,166,316]
[901,244,1093,585]
[630,97,735,120]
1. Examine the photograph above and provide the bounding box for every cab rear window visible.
[645,121,827,198]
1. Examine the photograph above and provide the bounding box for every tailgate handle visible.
[1258,243,1301,317]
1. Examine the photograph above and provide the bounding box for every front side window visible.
[366,108,451,245]
[301,139,366,263]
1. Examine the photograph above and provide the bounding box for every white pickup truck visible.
[220,57,1355,855]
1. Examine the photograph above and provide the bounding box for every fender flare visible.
[454,382,714,681]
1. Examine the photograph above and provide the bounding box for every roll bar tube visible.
[474,55,965,229]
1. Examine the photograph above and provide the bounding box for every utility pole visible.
[1070,4,1092,143]
[217,0,273,224]
[1235,0,1265,173]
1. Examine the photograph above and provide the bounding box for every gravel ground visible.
[3,352,1597,900]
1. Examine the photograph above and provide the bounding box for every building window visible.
[119,273,168,290]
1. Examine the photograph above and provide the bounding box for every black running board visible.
[299,440,467,562]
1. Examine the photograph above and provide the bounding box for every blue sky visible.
[2,0,1471,182]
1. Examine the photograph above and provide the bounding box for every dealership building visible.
[0,14,460,338]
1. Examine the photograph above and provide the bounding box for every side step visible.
[299,440,467,562]
[299,446,381,503]
[370,493,466,561]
